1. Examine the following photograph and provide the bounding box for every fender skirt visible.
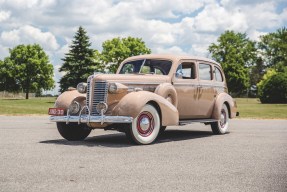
[112,91,179,126]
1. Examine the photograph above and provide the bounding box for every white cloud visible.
[248,30,267,41]
[0,0,286,94]
[2,0,56,9]
[280,8,287,22]
[154,46,186,55]
[193,3,248,33]
[0,10,10,22]
[0,25,59,51]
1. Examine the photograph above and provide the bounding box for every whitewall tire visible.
[126,104,160,145]
[211,104,229,134]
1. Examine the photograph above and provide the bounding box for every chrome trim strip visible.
[173,83,198,87]
[125,82,161,85]
[50,115,133,124]
[173,83,224,88]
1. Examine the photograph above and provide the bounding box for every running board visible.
[179,119,218,125]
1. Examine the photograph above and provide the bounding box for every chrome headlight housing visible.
[108,83,118,93]
[77,82,87,93]
[68,101,81,115]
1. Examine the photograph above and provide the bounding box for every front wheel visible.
[125,104,160,145]
[57,122,91,141]
[211,104,229,134]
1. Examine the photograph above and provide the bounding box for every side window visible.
[199,63,212,80]
[121,63,135,74]
[214,67,223,82]
[176,62,196,79]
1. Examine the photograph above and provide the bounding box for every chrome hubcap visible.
[220,110,226,127]
[139,117,150,131]
[137,112,154,137]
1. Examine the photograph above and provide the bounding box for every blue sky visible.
[0,0,286,93]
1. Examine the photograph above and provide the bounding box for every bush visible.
[258,72,287,103]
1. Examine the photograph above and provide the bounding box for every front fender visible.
[112,91,179,126]
[212,93,237,120]
[54,90,86,114]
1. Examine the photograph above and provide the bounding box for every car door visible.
[197,62,216,118]
[173,60,200,119]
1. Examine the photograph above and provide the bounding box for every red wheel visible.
[136,112,155,137]
[126,104,160,144]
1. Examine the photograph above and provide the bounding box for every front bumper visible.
[49,115,133,124]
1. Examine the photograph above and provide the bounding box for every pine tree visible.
[59,26,97,92]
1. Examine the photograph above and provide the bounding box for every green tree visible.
[257,68,277,97]
[0,59,20,93]
[259,27,287,71]
[258,72,287,103]
[249,57,265,96]
[101,37,151,73]
[59,26,100,92]
[208,31,257,96]
[0,44,54,99]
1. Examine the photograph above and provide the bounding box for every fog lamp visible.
[69,101,81,114]
[96,102,108,114]
[77,82,87,93]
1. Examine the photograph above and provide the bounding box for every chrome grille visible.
[86,80,91,114]
[86,80,108,116]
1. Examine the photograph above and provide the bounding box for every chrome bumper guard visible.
[50,105,133,125]
[50,115,133,124]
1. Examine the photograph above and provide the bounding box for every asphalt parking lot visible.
[0,116,286,192]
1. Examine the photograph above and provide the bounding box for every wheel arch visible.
[212,93,237,120]
[147,100,163,126]
[54,90,86,114]
[154,83,178,107]
[112,91,179,126]
[223,101,231,118]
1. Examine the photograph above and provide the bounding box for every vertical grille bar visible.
[86,79,108,116]
[92,81,108,115]
[86,80,91,114]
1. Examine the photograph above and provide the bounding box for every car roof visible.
[123,54,221,66]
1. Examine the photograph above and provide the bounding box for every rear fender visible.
[212,93,237,120]
[112,91,179,126]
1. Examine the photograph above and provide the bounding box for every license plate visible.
[48,108,65,116]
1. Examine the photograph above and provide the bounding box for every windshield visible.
[119,59,172,75]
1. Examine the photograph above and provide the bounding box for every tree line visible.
[0,26,286,103]
[59,26,151,93]
[208,28,287,103]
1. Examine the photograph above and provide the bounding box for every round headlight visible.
[69,101,81,115]
[96,102,108,114]
[109,83,118,93]
[77,82,87,93]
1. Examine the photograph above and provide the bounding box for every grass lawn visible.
[0,97,56,115]
[0,97,286,119]
[236,98,287,119]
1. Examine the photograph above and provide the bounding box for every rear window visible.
[214,67,223,82]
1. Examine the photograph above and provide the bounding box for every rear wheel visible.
[57,122,91,141]
[125,104,160,145]
[211,104,229,134]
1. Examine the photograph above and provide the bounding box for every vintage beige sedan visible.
[49,54,238,144]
